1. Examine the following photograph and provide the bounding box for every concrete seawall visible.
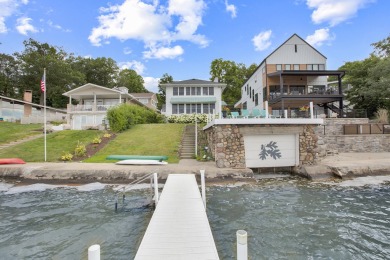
[1,154,389,184]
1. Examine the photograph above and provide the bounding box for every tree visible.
[209,58,257,106]
[74,57,119,88]
[14,39,84,107]
[117,69,147,93]
[0,54,19,98]
[371,34,390,58]
[157,73,173,110]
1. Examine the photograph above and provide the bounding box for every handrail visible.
[115,173,156,212]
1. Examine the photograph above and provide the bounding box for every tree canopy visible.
[209,58,257,106]
[157,73,173,110]
[341,34,390,117]
[0,39,147,108]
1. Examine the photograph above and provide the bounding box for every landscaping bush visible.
[106,103,165,132]
[167,114,212,124]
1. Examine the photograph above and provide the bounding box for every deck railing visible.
[68,104,116,112]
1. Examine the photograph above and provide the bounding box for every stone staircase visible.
[180,125,196,159]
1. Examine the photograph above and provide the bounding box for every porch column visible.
[338,75,343,116]
[119,94,122,103]
[280,74,285,118]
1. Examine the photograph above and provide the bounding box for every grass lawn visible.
[0,123,185,163]
[0,130,103,162]
[0,122,43,145]
[84,124,185,163]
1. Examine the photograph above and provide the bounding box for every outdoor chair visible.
[251,109,266,118]
[241,109,250,118]
[230,111,239,118]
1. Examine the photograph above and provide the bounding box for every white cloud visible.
[306,0,375,26]
[306,28,334,47]
[89,0,208,60]
[225,0,237,18]
[143,76,160,93]
[143,45,184,60]
[123,47,132,55]
[118,60,146,75]
[0,0,29,33]
[252,30,272,51]
[16,17,37,35]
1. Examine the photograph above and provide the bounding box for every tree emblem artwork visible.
[259,141,282,160]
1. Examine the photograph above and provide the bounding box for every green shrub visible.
[60,152,73,161]
[92,136,102,144]
[106,103,165,132]
[74,141,87,157]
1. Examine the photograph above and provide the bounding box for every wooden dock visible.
[135,174,219,260]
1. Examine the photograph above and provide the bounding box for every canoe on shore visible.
[0,158,26,165]
[116,159,168,165]
[106,155,168,161]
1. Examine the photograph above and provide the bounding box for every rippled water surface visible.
[0,177,389,259]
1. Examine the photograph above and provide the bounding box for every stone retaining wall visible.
[204,124,318,168]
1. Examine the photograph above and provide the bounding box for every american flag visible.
[40,73,45,92]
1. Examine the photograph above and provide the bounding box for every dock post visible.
[236,230,248,260]
[88,244,100,260]
[153,173,159,206]
[200,170,206,209]
[310,101,314,119]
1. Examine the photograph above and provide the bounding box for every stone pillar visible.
[23,90,32,117]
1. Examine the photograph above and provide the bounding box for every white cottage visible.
[63,83,147,130]
[160,79,226,117]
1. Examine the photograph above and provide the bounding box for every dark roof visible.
[267,70,345,77]
[130,93,155,98]
[166,79,224,85]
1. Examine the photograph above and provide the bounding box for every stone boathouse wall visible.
[204,124,318,168]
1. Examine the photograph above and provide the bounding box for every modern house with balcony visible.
[63,83,147,130]
[235,33,345,118]
[160,79,226,117]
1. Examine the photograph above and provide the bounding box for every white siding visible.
[244,134,299,167]
[240,64,265,110]
[267,35,326,65]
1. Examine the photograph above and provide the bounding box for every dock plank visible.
[135,174,219,260]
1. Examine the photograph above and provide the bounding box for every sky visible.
[0,0,389,93]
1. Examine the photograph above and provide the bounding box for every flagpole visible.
[44,68,47,162]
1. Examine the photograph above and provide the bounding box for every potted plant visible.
[222,106,230,118]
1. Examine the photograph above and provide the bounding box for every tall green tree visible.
[157,73,173,110]
[341,35,390,117]
[209,58,257,106]
[0,53,19,98]
[74,57,118,88]
[14,39,84,107]
[117,69,147,93]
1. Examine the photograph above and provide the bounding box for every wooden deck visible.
[135,174,219,260]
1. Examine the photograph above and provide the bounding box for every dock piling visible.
[236,230,248,260]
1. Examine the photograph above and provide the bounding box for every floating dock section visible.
[135,174,219,260]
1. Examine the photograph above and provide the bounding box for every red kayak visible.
[0,158,26,164]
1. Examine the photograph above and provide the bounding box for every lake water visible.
[0,176,389,259]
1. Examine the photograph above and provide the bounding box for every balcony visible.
[67,104,117,113]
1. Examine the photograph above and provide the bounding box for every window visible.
[179,104,185,114]
[313,64,319,70]
[191,104,197,113]
[276,64,282,71]
[252,89,255,100]
[196,87,201,95]
[186,87,191,96]
[255,93,259,106]
[186,104,191,114]
[243,102,247,110]
[196,104,201,113]
[307,64,313,70]
[285,64,291,70]
[178,87,184,96]
[249,87,252,98]
[173,87,178,96]
[210,103,215,113]
[191,87,196,95]
[203,87,208,95]
[294,64,299,70]
[209,87,214,95]
[203,104,209,114]
[319,64,325,70]
[172,104,178,114]
[295,44,297,53]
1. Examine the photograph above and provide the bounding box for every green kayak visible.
[106,155,168,161]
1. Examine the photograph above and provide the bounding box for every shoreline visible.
[1,153,390,184]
